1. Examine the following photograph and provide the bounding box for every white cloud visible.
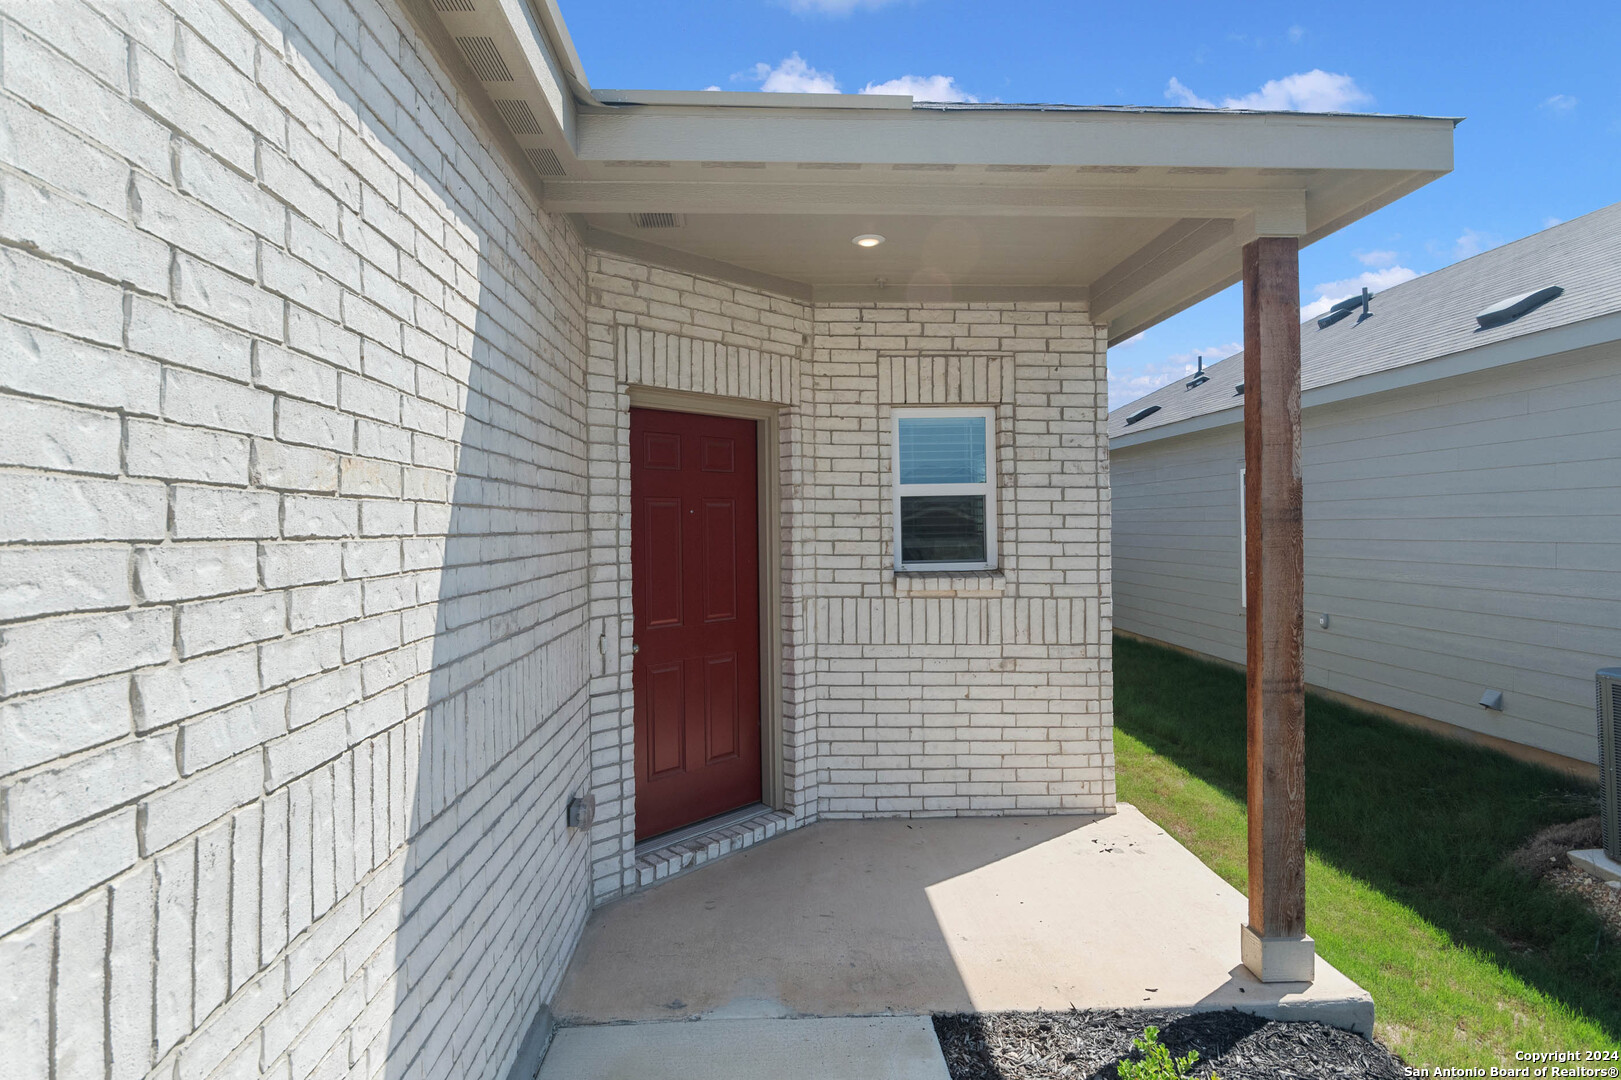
[1165,69,1371,113]
[748,53,839,94]
[702,85,722,92]
[1353,248,1400,268]
[1165,77,1215,109]
[1299,266,1418,320]
[1287,25,1307,44]
[739,55,972,101]
[1542,216,1564,229]
[1451,227,1500,260]
[1107,342,1240,411]
[787,0,903,13]
[860,74,976,102]
[1541,93,1578,113]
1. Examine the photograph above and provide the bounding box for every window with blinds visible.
[891,407,997,571]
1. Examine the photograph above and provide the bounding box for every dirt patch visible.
[933,1009,1406,1079]
[1509,817,1603,881]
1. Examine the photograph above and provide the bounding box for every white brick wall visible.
[3,0,1117,1073]
[584,256,1115,900]
[809,302,1114,818]
[0,0,593,1078]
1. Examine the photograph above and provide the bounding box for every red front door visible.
[630,408,762,840]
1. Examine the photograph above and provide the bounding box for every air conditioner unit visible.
[1600,668,1621,862]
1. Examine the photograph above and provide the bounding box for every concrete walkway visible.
[536,1017,950,1080]
[543,805,1372,1076]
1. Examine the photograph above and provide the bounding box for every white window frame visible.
[891,406,998,572]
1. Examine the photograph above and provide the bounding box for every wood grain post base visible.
[1241,925,1316,983]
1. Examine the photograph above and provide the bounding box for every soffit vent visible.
[430,0,475,11]
[1169,166,1229,175]
[604,160,672,168]
[798,162,861,170]
[702,161,767,169]
[1078,165,1140,173]
[456,36,512,82]
[525,147,566,177]
[631,213,685,229]
[1124,404,1161,426]
[893,163,955,171]
[987,164,1050,173]
[493,98,544,136]
[1476,286,1563,330]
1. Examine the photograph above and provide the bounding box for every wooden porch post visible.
[1240,235,1314,983]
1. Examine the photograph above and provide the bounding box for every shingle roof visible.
[1106,200,1621,440]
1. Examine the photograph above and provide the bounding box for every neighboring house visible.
[0,0,1454,1077]
[1109,202,1621,773]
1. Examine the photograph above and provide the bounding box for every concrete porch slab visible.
[553,804,1373,1035]
[535,1017,950,1080]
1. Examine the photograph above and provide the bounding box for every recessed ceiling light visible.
[852,234,885,248]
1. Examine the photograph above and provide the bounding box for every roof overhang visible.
[408,0,1457,338]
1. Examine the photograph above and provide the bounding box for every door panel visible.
[630,408,762,840]
[702,499,738,621]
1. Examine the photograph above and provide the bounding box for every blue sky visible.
[561,1,1619,410]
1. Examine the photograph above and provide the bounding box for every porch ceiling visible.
[413,2,1456,339]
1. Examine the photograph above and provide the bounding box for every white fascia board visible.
[529,0,590,91]
[575,107,1457,171]
[593,89,913,110]
[497,0,576,144]
[544,182,1308,221]
[1108,309,1621,451]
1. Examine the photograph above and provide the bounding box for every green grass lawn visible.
[1112,634,1621,1066]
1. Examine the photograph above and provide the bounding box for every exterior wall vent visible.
[1476,286,1563,330]
[456,36,512,82]
[1124,404,1161,426]
[493,98,544,136]
[1599,669,1621,862]
[525,147,566,177]
[631,213,685,229]
[430,0,475,10]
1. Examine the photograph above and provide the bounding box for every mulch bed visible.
[1509,816,1604,881]
[933,1009,1407,1080]
[1508,815,1621,937]
[1547,865,1621,938]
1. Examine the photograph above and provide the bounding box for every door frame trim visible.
[626,387,786,812]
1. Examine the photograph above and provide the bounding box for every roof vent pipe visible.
[1185,356,1209,390]
[1476,286,1563,330]
[1316,287,1371,330]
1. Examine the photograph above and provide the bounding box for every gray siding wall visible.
[1112,341,1621,764]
